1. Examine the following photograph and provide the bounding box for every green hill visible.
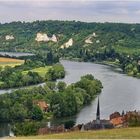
[0,20,140,54]
[1,20,140,77]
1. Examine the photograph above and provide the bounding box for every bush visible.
[13,122,40,136]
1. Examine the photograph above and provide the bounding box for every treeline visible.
[0,69,43,88]
[0,63,65,89]
[0,74,102,135]
[0,50,63,89]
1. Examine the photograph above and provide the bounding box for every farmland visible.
[0,57,24,68]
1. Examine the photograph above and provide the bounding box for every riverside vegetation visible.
[0,21,140,78]
[0,51,65,89]
[0,74,102,136]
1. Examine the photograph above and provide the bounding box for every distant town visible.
[38,98,140,135]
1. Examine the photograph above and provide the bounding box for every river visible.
[59,60,140,124]
[0,51,34,57]
[1,59,140,137]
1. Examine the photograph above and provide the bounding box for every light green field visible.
[10,127,140,139]
[22,66,52,77]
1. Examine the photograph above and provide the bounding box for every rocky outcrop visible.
[85,32,97,44]
[51,34,57,42]
[85,38,93,44]
[60,38,73,49]
[5,35,14,40]
[35,33,57,42]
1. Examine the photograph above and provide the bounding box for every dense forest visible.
[0,20,140,77]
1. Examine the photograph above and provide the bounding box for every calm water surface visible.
[0,51,34,57]
[59,60,140,124]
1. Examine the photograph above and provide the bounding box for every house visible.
[33,100,49,112]
[110,111,128,128]
[110,116,126,128]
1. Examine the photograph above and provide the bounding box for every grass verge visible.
[10,127,140,139]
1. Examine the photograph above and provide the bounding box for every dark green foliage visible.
[128,117,140,127]
[0,74,102,122]
[57,81,66,92]
[0,68,43,89]
[31,105,43,121]
[49,74,102,117]
[13,122,40,136]
[45,63,65,81]
[64,120,75,129]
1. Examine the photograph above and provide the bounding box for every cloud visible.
[0,0,140,23]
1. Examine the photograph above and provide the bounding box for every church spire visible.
[96,97,100,121]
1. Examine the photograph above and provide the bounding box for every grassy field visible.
[11,127,140,139]
[0,57,24,68]
[22,66,52,77]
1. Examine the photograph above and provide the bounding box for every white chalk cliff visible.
[85,32,97,44]
[35,33,57,42]
[51,34,57,42]
[5,35,14,40]
[60,38,73,49]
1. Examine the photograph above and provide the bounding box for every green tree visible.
[31,105,43,121]
[57,81,66,92]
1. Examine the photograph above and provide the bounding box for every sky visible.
[0,0,140,23]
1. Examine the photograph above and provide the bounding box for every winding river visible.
[1,56,140,137]
[60,60,140,124]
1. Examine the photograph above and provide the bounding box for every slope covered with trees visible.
[0,20,140,77]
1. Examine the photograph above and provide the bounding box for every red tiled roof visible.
[110,117,124,126]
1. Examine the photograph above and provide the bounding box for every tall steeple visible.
[96,97,100,121]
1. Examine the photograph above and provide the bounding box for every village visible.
[35,98,140,135]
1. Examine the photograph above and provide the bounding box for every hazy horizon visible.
[0,0,140,24]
